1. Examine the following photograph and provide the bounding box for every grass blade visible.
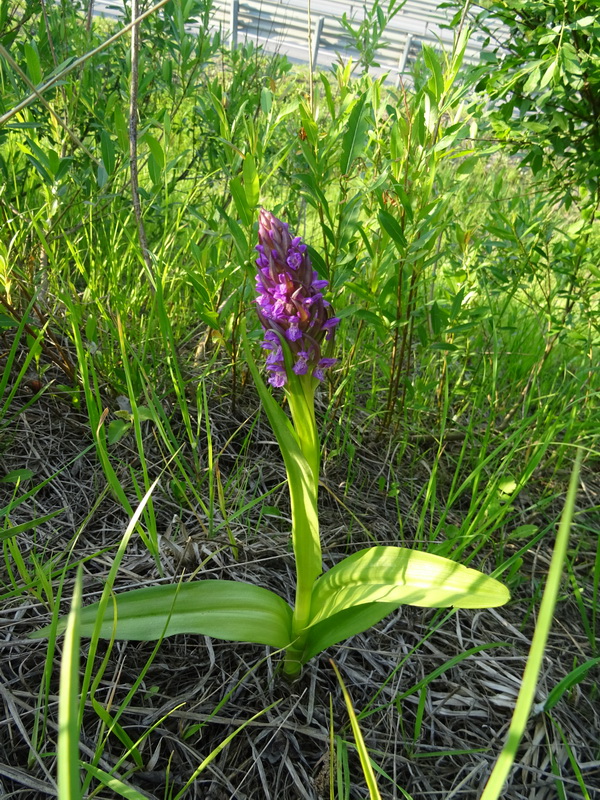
[480,448,583,800]
[57,566,82,800]
[330,659,381,800]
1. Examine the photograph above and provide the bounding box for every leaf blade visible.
[308,546,509,628]
[32,580,293,649]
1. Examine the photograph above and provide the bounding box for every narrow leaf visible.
[378,209,407,250]
[80,763,150,800]
[480,449,582,800]
[242,152,260,208]
[58,567,83,799]
[242,325,322,589]
[330,660,382,800]
[341,94,369,175]
[543,657,600,712]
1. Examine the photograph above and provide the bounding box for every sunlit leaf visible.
[308,546,509,629]
[31,580,293,649]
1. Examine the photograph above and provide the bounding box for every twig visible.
[0,0,170,127]
[129,0,156,291]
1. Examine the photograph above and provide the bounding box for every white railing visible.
[92,0,494,82]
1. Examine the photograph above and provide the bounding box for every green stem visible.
[283,375,321,678]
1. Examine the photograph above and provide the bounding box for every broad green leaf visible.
[31,580,293,649]
[308,546,510,628]
[1,468,34,483]
[341,93,369,175]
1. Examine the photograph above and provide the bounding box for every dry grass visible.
[0,380,599,799]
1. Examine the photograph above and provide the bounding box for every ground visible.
[1,364,598,799]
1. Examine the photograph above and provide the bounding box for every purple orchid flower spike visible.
[255,209,339,387]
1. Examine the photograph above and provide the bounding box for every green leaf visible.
[145,134,165,185]
[302,601,401,662]
[58,567,83,799]
[24,42,42,85]
[423,45,444,101]
[480,450,582,800]
[80,764,149,800]
[543,657,600,712]
[341,94,369,175]
[330,660,382,800]
[224,211,249,259]
[31,580,293,648]
[230,175,252,226]
[1,468,34,483]
[100,130,115,176]
[377,209,407,250]
[242,152,259,208]
[107,419,131,444]
[308,546,510,629]
[242,327,322,591]
[113,104,129,152]
[260,87,272,114]
[1,509,64,540]
[91,698,143,767]
[539,59,557,89]
[523,65,540,93]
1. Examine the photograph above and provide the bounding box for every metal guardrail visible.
[92,0,493,82]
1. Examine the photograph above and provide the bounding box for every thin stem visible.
[129,0,156,291]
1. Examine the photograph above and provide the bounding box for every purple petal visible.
[286,323,303,342]
[318,358,337,368]
[268,370,287,388]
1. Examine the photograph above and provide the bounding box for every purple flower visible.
[255,210,338,386]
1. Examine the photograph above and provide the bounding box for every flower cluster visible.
[255,210,339,387]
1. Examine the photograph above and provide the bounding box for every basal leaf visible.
[308,546,509,628]
[31,580,293,649]
[302,601,400,663]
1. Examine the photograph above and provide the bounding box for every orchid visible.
[254,209,339,387]
[33,212,509,681]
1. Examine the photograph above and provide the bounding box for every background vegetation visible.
[0,0,598,797]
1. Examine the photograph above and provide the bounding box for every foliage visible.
[0,0,598,796]
[339,0,406,74]
[466,0,600,205]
